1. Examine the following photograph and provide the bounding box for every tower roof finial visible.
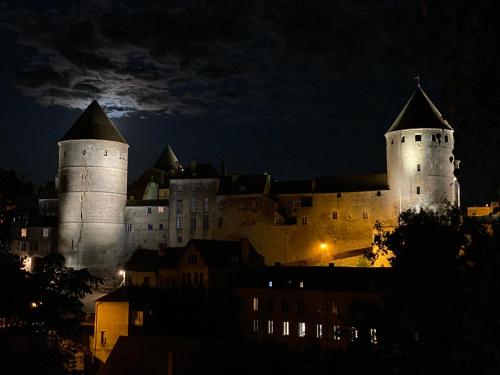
[414,75,421,88]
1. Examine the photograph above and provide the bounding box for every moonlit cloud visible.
[1,0,438,119]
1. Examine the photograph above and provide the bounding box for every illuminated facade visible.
[54,86,460,273]
[57,100,128,277]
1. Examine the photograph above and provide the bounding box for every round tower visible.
[57,100,128,278]
[385,85,459,212]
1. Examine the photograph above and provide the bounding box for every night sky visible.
[0,1,498,206]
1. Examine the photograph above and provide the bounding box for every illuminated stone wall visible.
[57,139,128,276]
[385,128,458,212]
[124,203,169,256]
[213,191,397,266]
[167,178,219,247]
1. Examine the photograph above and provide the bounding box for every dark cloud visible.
[0,0,440,119]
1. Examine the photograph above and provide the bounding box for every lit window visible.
[316,323,323,339]
[100,331,107,345]
[302,216,308,225]
[133,310,144,326]
[331,300,338,315]
[191,217,196,231]
[159,223,164,230]
[401,136,405,143]
[370,328,378,344]
[283,321,290,336]
[158,206,164,213]
[350,327,359,341]
[252,319,259,334]
[333,325,341,340]
[363,210,368,219]
[416,186,421,195]
[176,217,182,230]
[148,224,153,231]
[332,211,338,219]
[268,281,273,288]
[415,134,421,141]
[299,281,304,288]
[21,228,27,238]
[252,297,259,311]
[267,320,274,335]
[298,322,306,337]
[42,227,49,238]
[417,163,421,172]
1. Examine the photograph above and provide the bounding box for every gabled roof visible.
[188,239,265,267]
[217,175,269,195]
[270,180,312,195]
[61,100,127,143]
[386,86,453,133]
[314,173,388,193]
[125,249,159,272]
[154,145,181,171]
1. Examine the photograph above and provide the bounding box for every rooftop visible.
[61,100,127,143]
[387,86,453,133]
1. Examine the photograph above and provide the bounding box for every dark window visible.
[100,331,107,345]
[203,216,209,231]
[143,277,151,287]
[401,136,405,143]
[417,163,421,172]
[432,135,436,142]
[332,211,338,220]
[376,191,381,196]
[282,299,290,312]
[159,223,164,230]
[298,300,306,314]
[445,135,449,142]
[82,149,86,155]
[147,207,152,214]
[337,192,342,198]
[415,134,421,141]
[148,224,153,231]
[391,138,394,145]
[188,254,197,264]
[218,217,223,227]
[416,186,421,194]
[266,298,274,312]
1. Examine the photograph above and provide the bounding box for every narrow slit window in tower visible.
[401,136,405,143]
[445,135,449,142]
[417,164,421,172]
[416,186,421,194]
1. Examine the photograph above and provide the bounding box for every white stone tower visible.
[57,100,128,277]
[385,85,460,213]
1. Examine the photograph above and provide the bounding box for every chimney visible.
[241,238,250,264]
[190,159,198,171]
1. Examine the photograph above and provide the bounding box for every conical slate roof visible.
[61,100,127,143]
[386,86,453,133]
[154,145,181,171]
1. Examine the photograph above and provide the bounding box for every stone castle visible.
[55,85,460,276]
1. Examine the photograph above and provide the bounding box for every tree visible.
[369,208,500,374]
[0,251,101,374]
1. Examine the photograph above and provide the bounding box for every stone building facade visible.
[55,85,460,272]
[57,100,128,277]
